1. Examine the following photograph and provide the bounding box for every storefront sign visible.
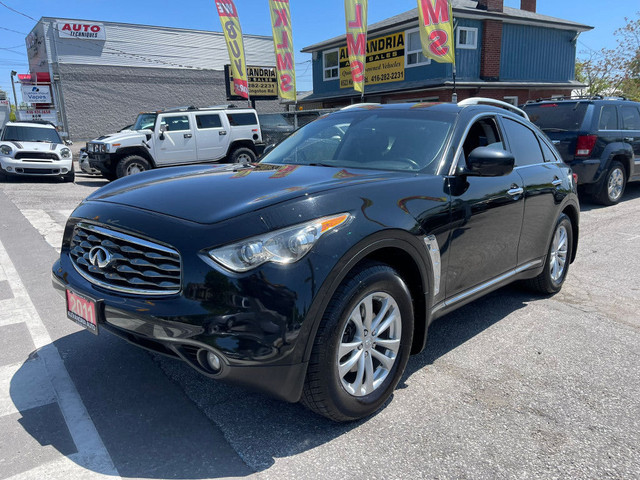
[21,85,52,104]
[225,65,278,100]
[17,108,58,123]
[339,32,405,89]
[56,22,106,40]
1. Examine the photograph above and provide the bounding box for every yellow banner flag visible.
[215,0,249,99]
[344,0,368,93]
[417,0,455,64]
[268,0,297,101]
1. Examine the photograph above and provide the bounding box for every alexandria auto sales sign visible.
[56,22,106,40]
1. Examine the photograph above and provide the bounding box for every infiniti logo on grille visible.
[88,246,113,269]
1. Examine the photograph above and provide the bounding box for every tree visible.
[576,12,640,101]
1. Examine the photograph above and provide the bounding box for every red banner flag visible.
[215,0,249,99]
[344,0,368,93]
[269,0,297,101]
[417,0,456,64]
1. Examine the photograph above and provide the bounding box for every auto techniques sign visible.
[339,32,405,89]
[56,22,106,40]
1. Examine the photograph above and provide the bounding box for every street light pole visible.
[10,70,18,118]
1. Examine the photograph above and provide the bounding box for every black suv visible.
[523,97,640,205]
[53,100,579,421]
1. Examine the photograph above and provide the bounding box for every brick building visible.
[23,18,281,140]
[300,0,592,108]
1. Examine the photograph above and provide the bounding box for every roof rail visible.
[458,97,529,120]
[521,94,629,104]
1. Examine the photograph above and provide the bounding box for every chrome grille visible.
[69,222,181,295]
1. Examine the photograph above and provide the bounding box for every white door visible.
[194,113,228,161]
[153,114,197,165]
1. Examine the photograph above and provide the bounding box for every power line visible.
[0,26,27,35]
[0,1,36,21]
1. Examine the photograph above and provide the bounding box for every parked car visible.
[86,105,265,180]
[259,110,331,146]
[0,121,74,182]
[78,147,100,175]
[523,96,640,205]
[52,99,579,421]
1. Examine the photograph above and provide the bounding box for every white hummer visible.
[86,106,265,180]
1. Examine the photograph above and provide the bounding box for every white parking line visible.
[0,240,120,478]
[21,209,65,252]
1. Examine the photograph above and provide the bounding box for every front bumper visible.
[87,153,113,174]
[0,155,72,177]
[52,250,309,403]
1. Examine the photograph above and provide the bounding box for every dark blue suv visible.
[524,97,640,205]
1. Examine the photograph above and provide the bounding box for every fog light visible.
[6,166,13,172]
[207,352,221,371]
[62,168,68,173]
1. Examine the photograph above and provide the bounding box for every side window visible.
[226,112,258,126]
[196,114,222,129]
[621,106,640,130]
[540,140,559,163]
[502,117,544,167]
[456,27,478,50]
[462,117,504,160]
[323,49,339,80]
[598,105,619,130]
[161,115,190,132]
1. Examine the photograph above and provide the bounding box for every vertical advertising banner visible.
[269,0,297,101]
[417,0,455,64]
[344,0,368,93]
[215,0,249,99]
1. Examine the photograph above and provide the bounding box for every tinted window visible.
[540,140,559,163]
[502,118,544,166]
[1,125,62,144]
[161,115,190,131]
[523,103,589,131]
[621,106,640,130]
[598,105,619,130]
[196,114,222,129]
[462,117,503,160]
[226,112,258,126]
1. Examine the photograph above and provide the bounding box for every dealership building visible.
[23,18,281,140]
[300,0,592,108]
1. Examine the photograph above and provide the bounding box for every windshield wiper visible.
[308,163,335,168]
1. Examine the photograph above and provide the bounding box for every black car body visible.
[523,97,640,205]
[52,102,579,421]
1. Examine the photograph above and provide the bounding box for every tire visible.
[62,166,75,183]
[229,147,256,164]
[301,262,414,422]
[116,155,151,178]
[526,213,573,294]
[596,160,626,206]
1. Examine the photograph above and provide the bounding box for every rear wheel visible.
[116,155,151,178]
[526,213,573,294]
[301,262,414,422]
[229,147,256,164]
[596,160,626,205]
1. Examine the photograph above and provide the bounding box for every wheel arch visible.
[115,147,156,167]
[227,140,256,156]
[301,231,435,365]
[561,203,579,264]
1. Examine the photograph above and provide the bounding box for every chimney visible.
[520,0,536,12]
[477,0,503,12]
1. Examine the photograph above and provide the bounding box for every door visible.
[445,116,525,297]
[154,114,196,165]
[194,113,228,161]
[620,105,640,180]
[500,116,567,266]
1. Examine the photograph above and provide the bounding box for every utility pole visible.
[10,70,19,117]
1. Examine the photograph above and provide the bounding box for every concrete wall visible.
[58,64,284,140]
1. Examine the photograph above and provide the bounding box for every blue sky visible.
[0,0,637,101]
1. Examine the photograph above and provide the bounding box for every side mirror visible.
[464,146,515,177]
[159,123,167,140]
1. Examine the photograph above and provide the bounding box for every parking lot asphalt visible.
[0,174,638,479]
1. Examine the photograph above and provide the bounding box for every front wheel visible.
[301,262,414,422]
[116,155,151,178]
[596,160,626,206]
[526,213,573,294]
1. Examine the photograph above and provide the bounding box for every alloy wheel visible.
[549,224,568,282]
[607,167,624,202]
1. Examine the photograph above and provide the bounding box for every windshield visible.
[133,113,157,131]
[260,109,453,173]
[1,125,62,143]
[523,103,589,131]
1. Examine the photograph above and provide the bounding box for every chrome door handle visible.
[507,187,524,196]
[624,137,635,142]
[552,178,563,186]
[219,130,227,136]
[183,133,192,138]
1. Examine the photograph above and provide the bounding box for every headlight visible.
[60,148,71,158]
[207,213,351,272]
[0,145,11,155]
[100,144,108,153]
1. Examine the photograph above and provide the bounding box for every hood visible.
[94,130,146,143]
[86,163,398,224]
[3,140,63,152]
